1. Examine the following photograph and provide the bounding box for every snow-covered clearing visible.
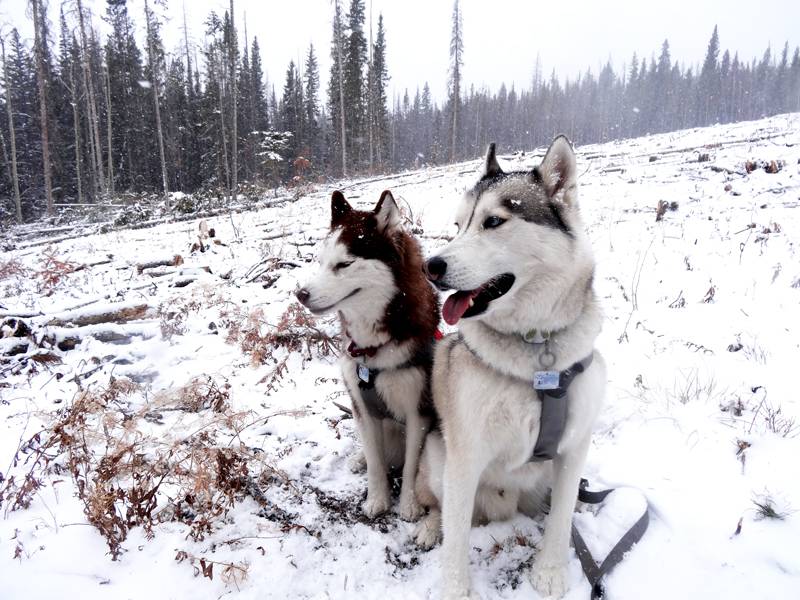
[1,114,799,599]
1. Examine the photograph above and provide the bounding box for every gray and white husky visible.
[416,137,606,599]
[296,189,440,520]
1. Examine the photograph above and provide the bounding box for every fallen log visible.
[171,277,197,288]
[142,267,177,278]
[137,255,183,274]
[709,164,746,176]
[44,300,151,327]
[0,310,44,319]
[73,257,114,272]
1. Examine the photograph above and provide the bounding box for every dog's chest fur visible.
[435,338,544,467]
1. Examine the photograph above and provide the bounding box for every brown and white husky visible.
[296,189,440,520]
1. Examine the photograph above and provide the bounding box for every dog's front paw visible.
[362,493,391,518]
[413,511,441,549]
[398,492,424,521]
[530,561,568,599]
[348,451,366,473]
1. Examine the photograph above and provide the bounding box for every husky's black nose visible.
[295,288,311,305]
[426,256,447,282]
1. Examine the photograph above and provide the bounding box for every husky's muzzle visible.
[294,286,361,315]
[425,256,515,325]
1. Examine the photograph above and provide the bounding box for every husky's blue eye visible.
[334,261,353,271]
[483,216,506,229]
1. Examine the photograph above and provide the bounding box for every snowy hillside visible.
[1,114,799,600]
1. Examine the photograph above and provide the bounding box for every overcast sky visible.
[3,0,799,104]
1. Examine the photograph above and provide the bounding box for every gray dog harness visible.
[354,339,435,422]
[457,331,593,462]
[530,352,594,461]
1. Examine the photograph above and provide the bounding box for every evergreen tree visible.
[143,0,169,202]
[790,47,800,112]
[30,0,55,213]
[304,44,322,170]
[105,0,147,192]
[699,25,721,123]
[368,14,389,168]
[237,36,252,181]
[280,60,301,175]
[250,38,268,131]
[720,49,731,121]
[343,0,367,169]
[654,40,673,131]
[5,29,39,217]
[327,0,347,176]
[448,0,463,161]
[1,34,25,221]
[774,42,790,113]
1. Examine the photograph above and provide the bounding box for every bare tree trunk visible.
[182,1,193,188]
[104,61,113,195]
[449,0,462,163]
[30,0,54,215]
[217,50,231,203]
[229,0,238,204]
[1,39,22,222]
[144,0,169,207]
[69,60,83,204]
[335,0,347,177]
[76,0,105,195]
[390,94,396,169]
[451,94,458,163]
[0,122,11,189]
[182,3,192,82]
[84,79,98,195]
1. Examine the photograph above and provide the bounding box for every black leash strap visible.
[572,480,650,599]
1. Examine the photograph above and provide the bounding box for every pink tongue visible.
[442,290,478,325]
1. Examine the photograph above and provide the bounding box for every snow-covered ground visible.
[1,114,799,600]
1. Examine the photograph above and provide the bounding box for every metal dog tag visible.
[533,370,560,390]
[357,364,372,383]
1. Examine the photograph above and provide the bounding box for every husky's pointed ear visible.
[537,135,577,203]
[480,143,504,179]
[374,190,401,233]
[331,190,352,227]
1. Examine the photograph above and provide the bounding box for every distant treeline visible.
[2,0,799,222]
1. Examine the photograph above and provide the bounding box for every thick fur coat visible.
[416,137,606,599]
[296,190,440,520]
